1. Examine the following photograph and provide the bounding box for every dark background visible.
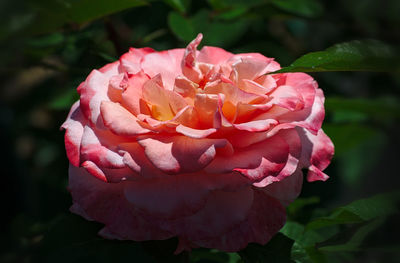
[1,0,399,262]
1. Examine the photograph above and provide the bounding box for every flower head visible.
[62,33,334,253]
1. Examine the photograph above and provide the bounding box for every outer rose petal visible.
[80,125,126,169]
[297,127,334,182]
[68,164,173,241]
[191,189,286,252]
[78,61,119,127]
[61,101,87,167]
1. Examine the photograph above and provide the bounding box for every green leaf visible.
[271,0,324,18]
[273,40,400,73]
[29,0,148,34]
[239,233,294,263]
[168,12,196,42]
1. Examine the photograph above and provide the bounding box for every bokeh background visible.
[1,0,399,262]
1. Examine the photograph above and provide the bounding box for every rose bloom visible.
[62,34,334,253]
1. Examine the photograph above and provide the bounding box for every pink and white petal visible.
[78,68,115,127]
[120,71,151,116]
[100,101,150,136]
[308,129,334,171]
[297,127,334,182]
[191,189,286,252]
[98,61,120,76]
[307,165,329,182]
[137,135,228,174]
[141,49,185,90]
[68,164,173,241]
[284,72,317,108]
[276,88,325,134]
[269,85,305,111]
[198,46,233,65]
[61,101,87,167]
[80,125,126,168]
[119,47,155,73]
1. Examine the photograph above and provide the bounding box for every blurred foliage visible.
[0,0,399,262]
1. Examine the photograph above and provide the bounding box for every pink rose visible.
[62,34,334,253]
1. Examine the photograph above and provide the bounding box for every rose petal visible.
[198,46,233,65]
[191,189,285,252]
[297,127,334,182]
[68,164,173,241]
[119,47,155,73]
[80,125,126,168]
[61,101,87,167]
[141,49,185,90]
[121,71,151,115]
[206,135,289,183]
[100,101,151,136]
[137,135,228,174]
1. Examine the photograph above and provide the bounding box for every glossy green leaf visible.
[271,0,324,18]
[273,40,400,73]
